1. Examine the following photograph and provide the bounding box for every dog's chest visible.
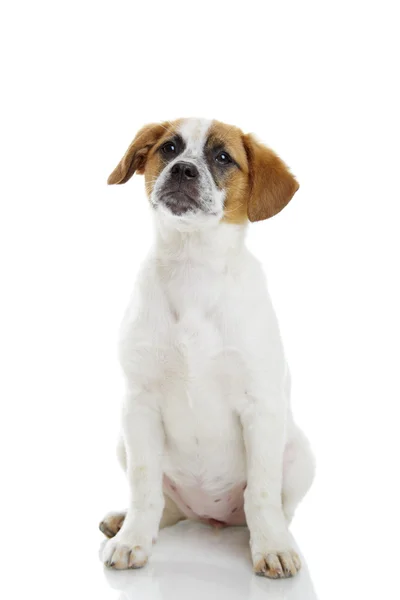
[161,300,244,440]
[159,262,245,425]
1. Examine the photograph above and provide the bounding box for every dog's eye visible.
[161,141,176,155]
[215,151,232,165]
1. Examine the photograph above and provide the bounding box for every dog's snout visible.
[171,161,199,181]
[160,159,202,215]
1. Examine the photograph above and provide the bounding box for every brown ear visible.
[243,134,299,222]
[107,122,167,184]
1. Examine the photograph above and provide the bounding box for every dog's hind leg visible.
[99,511,126,538]
[159,494,186,528]
[282,425,315,524]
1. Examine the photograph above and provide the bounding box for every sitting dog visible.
[100,118,315,578]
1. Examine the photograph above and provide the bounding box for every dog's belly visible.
[162,408,248,526]
[164,475,247,526]
[160,312,248,526]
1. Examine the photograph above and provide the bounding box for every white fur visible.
[102,119,315,575]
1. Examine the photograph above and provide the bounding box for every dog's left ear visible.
[243,134,299,222]
[108,122,167,184]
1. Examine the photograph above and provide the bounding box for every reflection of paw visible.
[99,511,126,539]
[103,534,149,570]
[253,549,301,578]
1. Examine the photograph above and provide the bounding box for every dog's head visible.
[108,118,299,226]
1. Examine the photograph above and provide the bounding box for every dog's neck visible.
[153,218,248,271]
[153,218,248,315]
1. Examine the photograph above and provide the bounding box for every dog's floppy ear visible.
[108,122,167,184]
[243,134,299,222]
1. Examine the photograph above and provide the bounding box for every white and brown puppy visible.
[100,118,315,579]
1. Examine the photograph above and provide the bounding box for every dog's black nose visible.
[171,161,199,181]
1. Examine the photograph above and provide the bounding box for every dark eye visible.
[215,151,232,165]
[161,141,176,155]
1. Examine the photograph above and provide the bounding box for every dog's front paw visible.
[252,548,301,578]
[247,505,301,578]
[102,532,151,570]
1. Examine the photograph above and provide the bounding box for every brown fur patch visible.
[107,121,180,185]
[207,121,250,224]
[221,168,250,224]
[143,120,183,196]
[242,134,299,222]
[206,121,299,224]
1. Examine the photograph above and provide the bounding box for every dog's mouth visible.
[160,190,201,215]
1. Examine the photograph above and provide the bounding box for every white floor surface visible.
[101,521,317,600]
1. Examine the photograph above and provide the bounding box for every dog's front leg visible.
[103,392,164,570]
[241,396,301,579]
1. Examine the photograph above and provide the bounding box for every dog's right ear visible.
[107,123,167,184]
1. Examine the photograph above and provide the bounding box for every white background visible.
[1,1,399,599]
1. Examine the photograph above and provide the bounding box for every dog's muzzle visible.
[159,161,201,215]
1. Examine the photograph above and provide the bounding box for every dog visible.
[100,118,315,578]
